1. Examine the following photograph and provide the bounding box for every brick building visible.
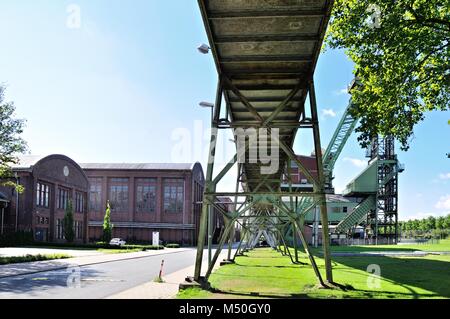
[0,155,89,243]
[80,162,205,246]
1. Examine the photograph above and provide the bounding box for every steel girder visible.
[191,0,335,287]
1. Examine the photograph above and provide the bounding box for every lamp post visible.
[198,43,215,267]
[1,204,5,235]
[199,101,215,266]
[15,172,19,233]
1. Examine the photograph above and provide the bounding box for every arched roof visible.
[12,154,89,182]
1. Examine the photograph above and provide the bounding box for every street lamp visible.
[197,43,211,55]
[198,43,216,268]
[199,101,214,124]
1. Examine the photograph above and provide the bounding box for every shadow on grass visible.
[312,246,419,254]
[330,255,450,299]
[214,249,450,299]
[233,262,305,270]
[208,285,440,299]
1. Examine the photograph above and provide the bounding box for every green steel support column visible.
[194,201,210,281]
[293,218,325,286]
[208,205,212,266]
[293,222,299,263]
[232,234,244,260]
[276,198,325,285]
[228,164,241,261]
[278,228,295,264]
[205,217,236,280]
[309,80,333,284]
[193,80,222,282]
[227,221,234,260]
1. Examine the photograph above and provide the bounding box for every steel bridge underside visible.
[192,0,336,287]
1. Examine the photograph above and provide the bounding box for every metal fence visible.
[327,238,441,246]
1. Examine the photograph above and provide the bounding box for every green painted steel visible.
[335,195,376,233]
[189,0,336,288]
[343,159,378,195]
[323,101,358,190]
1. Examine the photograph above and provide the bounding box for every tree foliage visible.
[63,200,75,243]
[326,0,450,150]
[0,85,27,187]
[400,214,450,238]
[102,201,113,242]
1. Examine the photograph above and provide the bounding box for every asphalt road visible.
[0,248,214,299]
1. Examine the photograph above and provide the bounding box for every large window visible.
[109,178,129,212]
[55,219,64,240]
[89,178,102,212]
[74,221,83,239]
[36,182,50,208]
[136,178,157,213]
[57,188,70,210]
[163,179,184,213]
[75,191,85,213]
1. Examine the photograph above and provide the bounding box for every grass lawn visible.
[178,245,450,299]
[0,254,70,265]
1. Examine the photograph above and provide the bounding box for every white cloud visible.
[343,157,367,168]
[435,194,450,210]
[439,173,450,180]
[322,109,337,118]
[334,88,348,96]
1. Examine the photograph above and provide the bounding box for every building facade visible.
[80,163,205,246]
[0,155,89,243]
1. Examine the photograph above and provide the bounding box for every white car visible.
[109,238,126,246]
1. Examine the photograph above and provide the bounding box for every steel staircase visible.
[335,195,376,233]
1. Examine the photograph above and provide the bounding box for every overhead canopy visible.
[198,0,334,192]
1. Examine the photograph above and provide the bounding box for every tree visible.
[445,214,450,229]
[0,85,27,188]
[436,216,445,230]
[326,0,449,150]
[426,216,437,231]
[63,200,75,243]
[102,201,113,242]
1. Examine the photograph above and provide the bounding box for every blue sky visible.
[0,0,448,220]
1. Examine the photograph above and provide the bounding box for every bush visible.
[0,238,165,251]
[0,254,69,265]
[0,231,34,247]
[165,243,180,249]
[124,244,164,251]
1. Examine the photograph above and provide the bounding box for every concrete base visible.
[220,259,235,266]
[179,276,210,290]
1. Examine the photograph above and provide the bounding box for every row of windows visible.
[331,206,349,213]
[36,181,86,213]
[55,219,83,240]
[88,178,185,214]
[36,216,49,225]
